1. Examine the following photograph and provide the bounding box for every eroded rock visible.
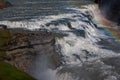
[4,29,62,73]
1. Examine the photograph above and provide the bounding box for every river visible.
[0,0,120,80]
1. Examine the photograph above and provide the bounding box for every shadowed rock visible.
[0,0,12,9]
[0,24,7,29]
[97,0,120,24]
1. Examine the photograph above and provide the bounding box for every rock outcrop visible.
[4,29,62,73]
[0,0,12,9]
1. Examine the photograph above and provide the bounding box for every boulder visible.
[0,0,12,9]
[0,24,7,29]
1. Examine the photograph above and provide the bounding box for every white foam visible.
[0,6,119,66]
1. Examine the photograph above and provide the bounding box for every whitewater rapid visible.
[0,4,120,80]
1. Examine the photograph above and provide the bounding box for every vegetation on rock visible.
[0,61,35,80]
[0,29,11,59]
[0,29,35,80]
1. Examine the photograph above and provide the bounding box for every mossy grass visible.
[0,61,35,80]
[0,29,11,58]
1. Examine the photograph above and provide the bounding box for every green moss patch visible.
[0,29,11,58]
[0,61,35,80]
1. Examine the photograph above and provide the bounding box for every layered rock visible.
[4,29,62,73]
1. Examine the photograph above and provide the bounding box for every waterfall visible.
[29,54,58,80]
[0,2,120,80]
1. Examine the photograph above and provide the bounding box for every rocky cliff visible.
[95,0,120,24]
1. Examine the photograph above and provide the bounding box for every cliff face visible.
[98,0,120,24]
[0,0,12,9]
[0,28,61,79]
[0,28,35,80]
[4,29,62,73]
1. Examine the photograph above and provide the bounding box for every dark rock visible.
[0,24,7,29]
[0,57,4,61]
[98,0,120,24]
[93,0,99,3]
[0,0,12,9]
[5,29,57,72]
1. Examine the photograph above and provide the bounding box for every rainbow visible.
[94,18,120,43]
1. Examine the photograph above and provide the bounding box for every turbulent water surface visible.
[0,0,120,80]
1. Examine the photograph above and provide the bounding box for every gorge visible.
[0,0,120,80]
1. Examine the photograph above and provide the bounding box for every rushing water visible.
[0,0,120,80]
[0,0,91,21]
